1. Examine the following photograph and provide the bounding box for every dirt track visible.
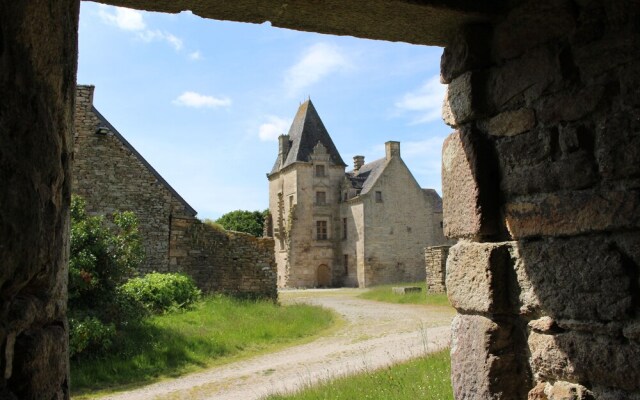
[101,288,455,400]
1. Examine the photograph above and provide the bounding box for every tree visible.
[214,209,269,237]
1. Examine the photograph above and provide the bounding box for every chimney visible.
[353,155,365,172]
[278,134,291,166]
[385,141,400,160]
[76,84,95,111]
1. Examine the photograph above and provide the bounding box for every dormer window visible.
[315,164,325,177]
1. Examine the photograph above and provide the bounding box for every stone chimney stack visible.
[76,85,95,112]
[278,134,290,167]
[353,155,365,172]
[385,141,400,160]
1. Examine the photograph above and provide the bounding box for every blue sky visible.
[78,3,450,220]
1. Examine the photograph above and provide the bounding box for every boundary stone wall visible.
[424,246,449,293]
[170,218,277,300]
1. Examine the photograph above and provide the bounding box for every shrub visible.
[68,195,145,358]
[120,272,202,314]
[69,317,116,358]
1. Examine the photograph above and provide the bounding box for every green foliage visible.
[214,209,268,237]
[202,218,226,232]
[267,349,453,400]
[68,195,145,358]
[120,273,202,314]
[71,295,337,395]
[358,282,451,307]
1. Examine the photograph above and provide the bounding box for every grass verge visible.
[266,348,453,400]
[71,295,337,397]
[358,282,450,306]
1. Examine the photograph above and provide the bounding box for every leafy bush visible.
[120,272,202,314]
[68,195,145,358]
[214,209,269,237]
[69,317,116,358]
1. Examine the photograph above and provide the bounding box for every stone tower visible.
[267,100,347,288]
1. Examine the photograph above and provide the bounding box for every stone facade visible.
[424,246,449,293]
[72,86,276,300]
[73,85,196,273]
[267,100,449,288]
[441,1,640,398]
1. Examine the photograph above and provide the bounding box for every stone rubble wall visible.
[170,218,277,300]
[441,1,640,398]
[424,246,449,293]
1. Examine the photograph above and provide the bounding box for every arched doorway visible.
[316,264,331,287]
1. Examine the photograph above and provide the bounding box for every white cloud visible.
[139,29,183,50]
[189,51,203,61]
[172,92,231,109]
[98,5,146,31]
[395,75,447,124]
[258,116,291,142]
[284,43,351,96]
[98,5,184,52]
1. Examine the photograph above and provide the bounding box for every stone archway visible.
[3,1,640,399]
[316,264,331,287]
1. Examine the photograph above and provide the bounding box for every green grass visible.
[267,349,453,400]
[71,295,337,397]
[358,282,450,306]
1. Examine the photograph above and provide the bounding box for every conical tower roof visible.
[270,100,346,174]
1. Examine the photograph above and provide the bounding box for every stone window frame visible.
[375,190,383,202]
[315,164,325,177]
[316,191,327,205]
[316,220,328,240]
[343,254,349,275]
[342,217,347,239]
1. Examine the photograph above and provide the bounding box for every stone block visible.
[595,110,640,181]
[446,242,512,314]
[513,235,634,321]
[500,150,598,198]
[504,189,640,239]
[440,23,492,84]
[489,45,562,109]
[442,130,500,239]
[391,286,421,295]
[442,71,488,126]
[528,330,640,391]
[535,84,606,123]
[479,108,536,137]
[544,381,594,400]
[574,35,640,83]
[495,128,554,168]
[451,314,531,399]
[492,0,576,61]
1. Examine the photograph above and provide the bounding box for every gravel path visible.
[100,289,455,400]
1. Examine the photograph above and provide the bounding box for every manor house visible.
[267,100,449,288]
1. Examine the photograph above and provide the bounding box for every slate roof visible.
[346,158,387,195]
[92,106,197,217]
[270,100,346,174]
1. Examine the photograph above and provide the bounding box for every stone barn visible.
[1,1,639,399]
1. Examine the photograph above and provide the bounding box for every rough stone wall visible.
[73,85,194,273]
[0,1,79,398]
[441,1,640,398]
[425,246,449,293]
[170,218,277,300]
